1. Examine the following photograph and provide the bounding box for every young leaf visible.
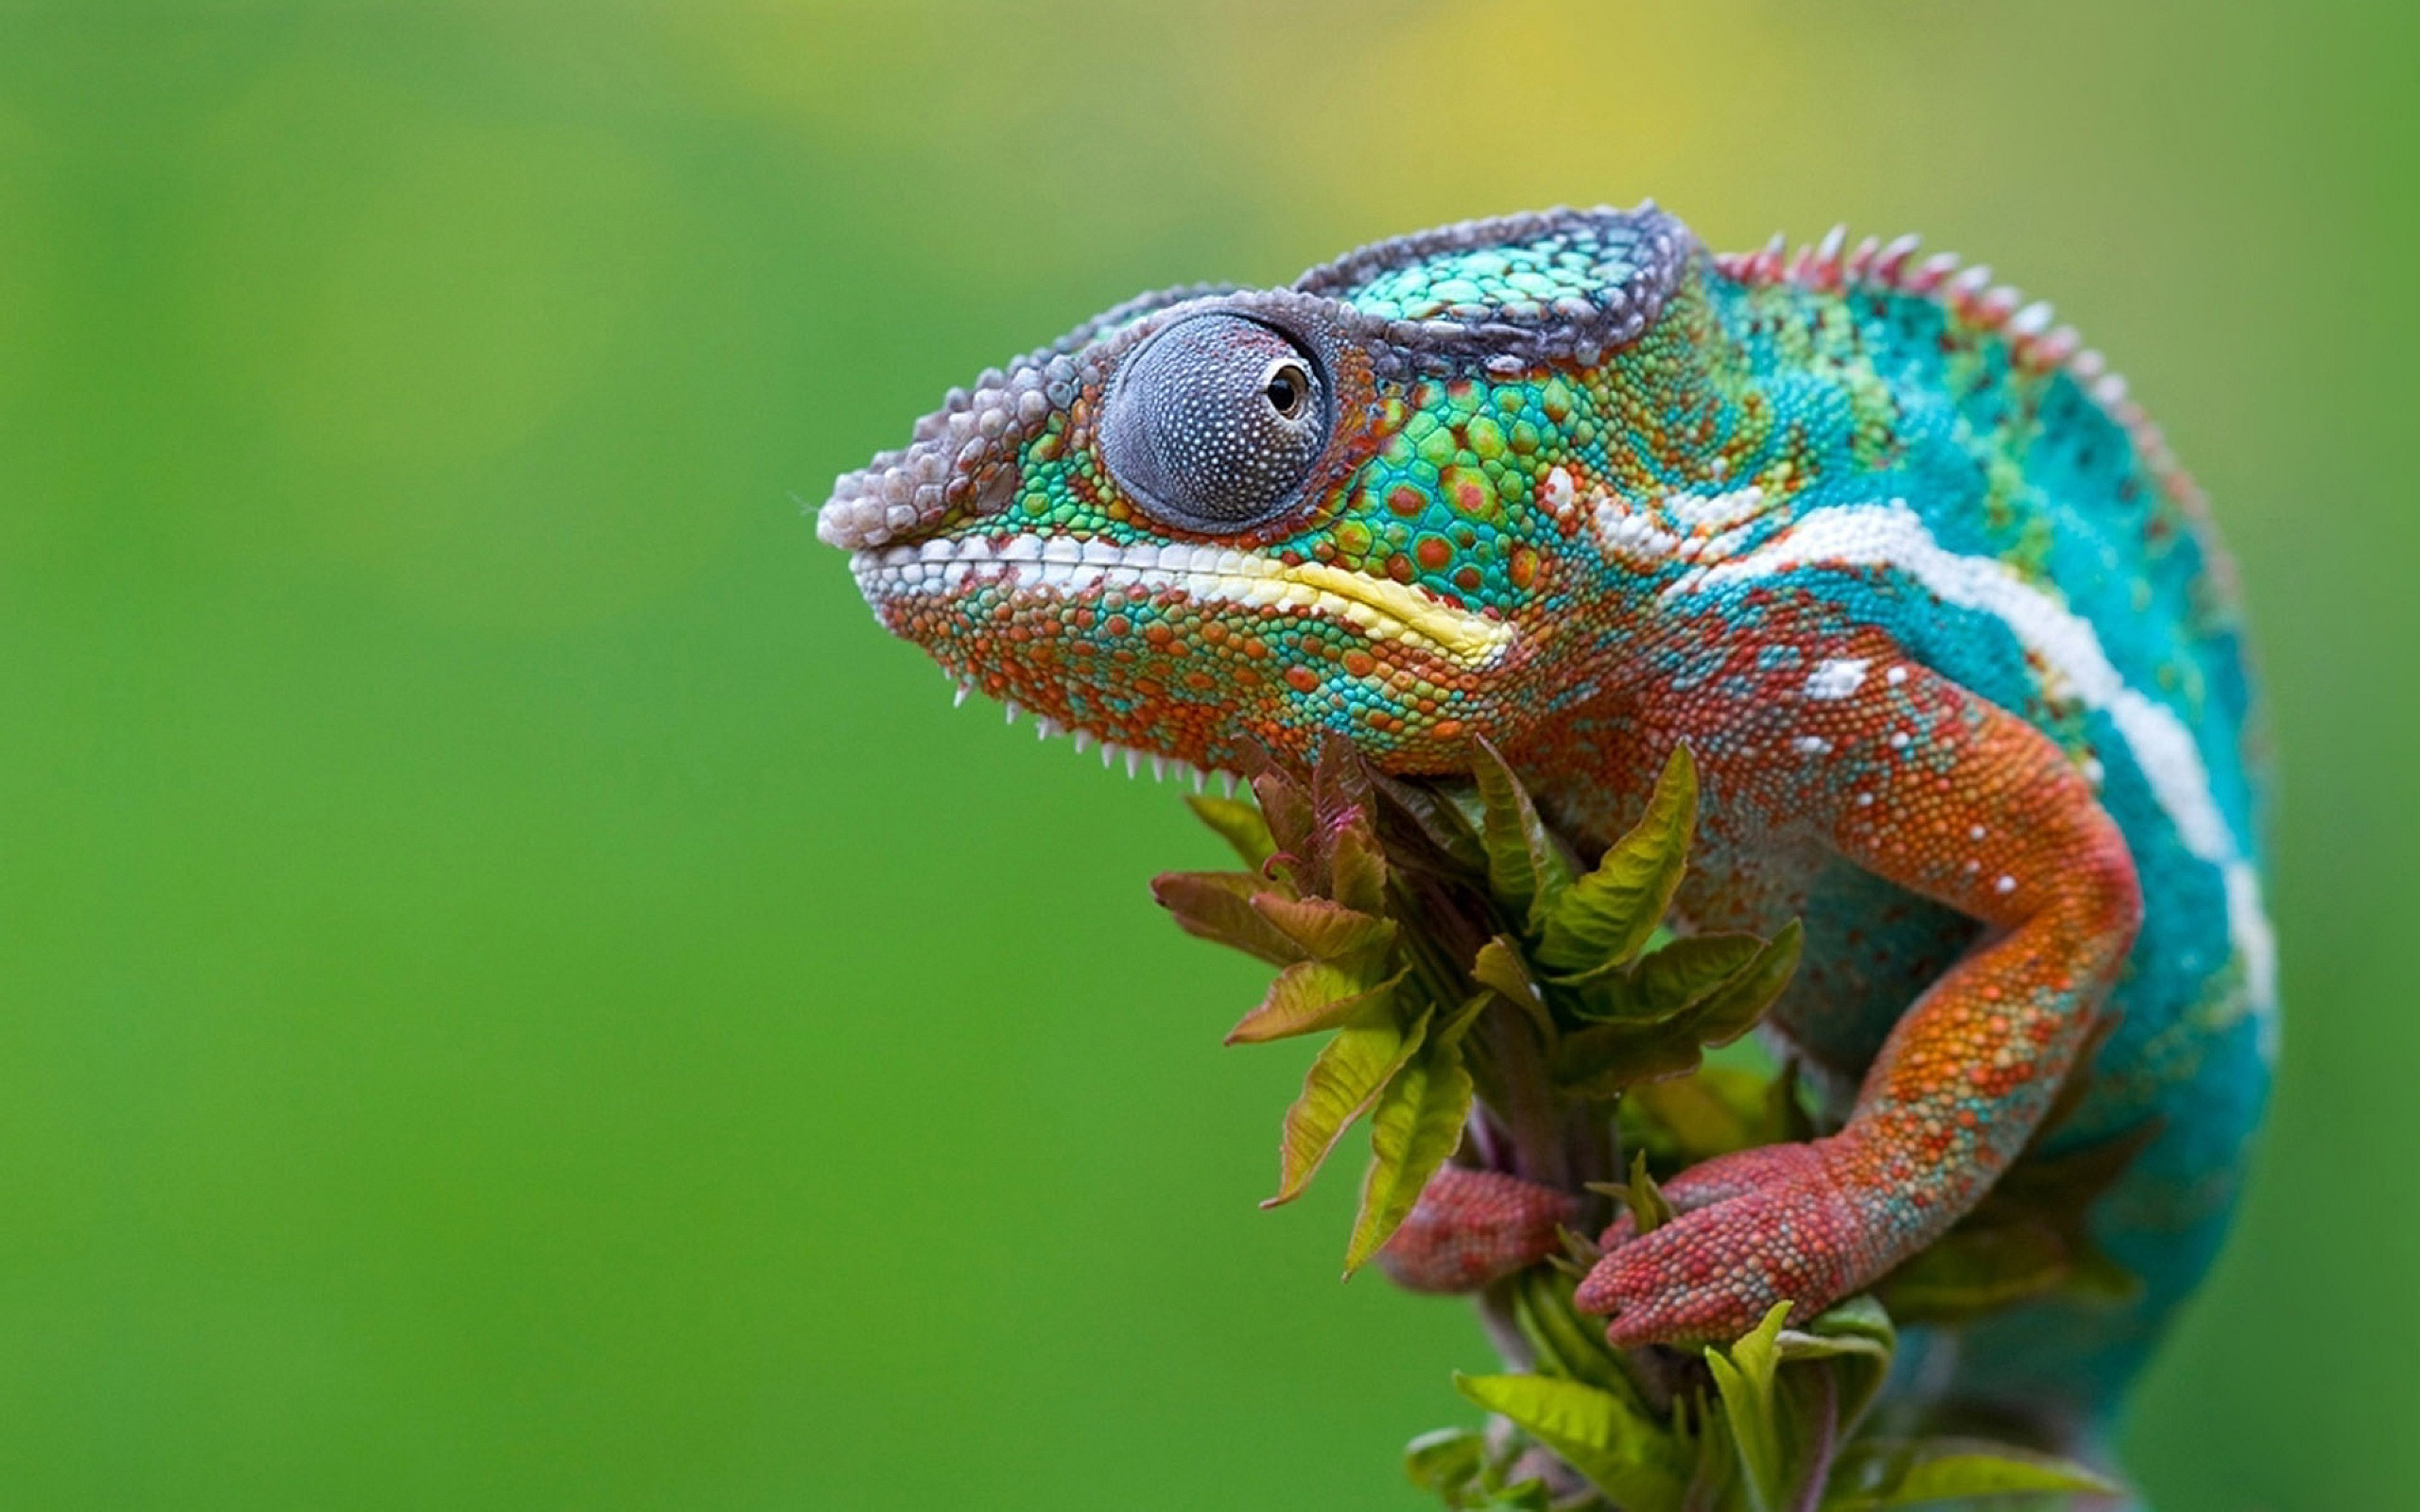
[1250,766,1319,885]
[1152,871,1306,966]
[1681,1402,1741,1511]
[1555,1017,1723,1100]
[1453,1372,1686,1512]
[1312,729,1378,837]
[1369,768,1490,875]
[1775,1295,1897,1443]
[1329,818,1392,916]
[1506,1268,1649,1409]
[1227,965,1406,1046]
[1617,932,1769,1021]
[1759,1057,1817,1145]
[1536,746,1698,981]
[1249,892,1397,968]
[1478,1478,1556,1511]
[1607,1149,1675,1234]
[1471,936,1556,1042]
[1880,1120,2156,1324]
[1993,1118,2161,1214]
[1820,1437,2120,1509]
[1875,1216,2072,1323]
[1403,1426,1488,1503]
[1184,792,1277,868]
[2062,1244,2148,1304]
[1555,953,1785,1099]
[1705,1299,1793,1512]
[1345,1029,1475,1273]
[1264,1005,1429,1207]
[1685,919,1803,1047]
[1468,735,1567,929]
[1624,1068,1770,1168]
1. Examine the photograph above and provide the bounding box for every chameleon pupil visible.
[1264,365,1305,417]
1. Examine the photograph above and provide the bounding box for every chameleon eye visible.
[1099,313,1331,534]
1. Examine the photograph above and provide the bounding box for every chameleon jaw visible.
[849,532,1516,670]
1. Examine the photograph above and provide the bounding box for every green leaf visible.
[1506,1268,1649,1409]
[1404,1427,1488,1503]
[1685,919,1802,1046]
[1249,892,1396,967]
[1821,1437,2120,1509]
[1875,1216,2072,1324]
[1226,965,1406,1046]
[1555,1016,1723,1100]
[2063,1244,2148,1304]
[1878,1121,2153,1325]
[1994,1119,2161,1215]
[1345,1027,1475,1273]
[1151,871,1305,966]
[1703,1297,1901,1512]
[1468,735,1567,930]
[1616,932,1769,1021]
[1681,1402,1742,1510]
[1536,746,1698,981]
[1454,1372,1686,1512]
[1471,936,1555,1042]
[1759,1057,1817,1145]
[1264,1004,1429,1207]
[1776,1295,1897,1442]
[1705,1299,1792,1512]
[1623,1067,1770,1167]
[1184,792,1276,868]
[1600,1149,1674,1234]
[1552,928,1790,1099]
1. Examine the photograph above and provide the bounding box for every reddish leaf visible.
[1227,965,1405,1046]
[1250,892,1396,966]
[1151,870,1305,966]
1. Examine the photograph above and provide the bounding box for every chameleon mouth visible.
[849,533,1516,668]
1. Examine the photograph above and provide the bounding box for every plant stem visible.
[1480,1001,1569,1189]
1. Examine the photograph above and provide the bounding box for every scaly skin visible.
[819,206,2273,1432]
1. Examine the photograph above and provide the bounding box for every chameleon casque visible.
[818,206,2273,1459]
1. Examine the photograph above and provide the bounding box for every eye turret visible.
[1099,313,1331,534]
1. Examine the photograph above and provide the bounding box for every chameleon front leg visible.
[1574,631,2144,1347]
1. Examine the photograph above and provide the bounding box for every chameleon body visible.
[819,206,2273,1448]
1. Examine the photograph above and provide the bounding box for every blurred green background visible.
[0,3,2411,1507]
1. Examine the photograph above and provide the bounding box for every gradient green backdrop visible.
[2,4,2412,1507]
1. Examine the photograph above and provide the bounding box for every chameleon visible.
[816,205,2273,1464]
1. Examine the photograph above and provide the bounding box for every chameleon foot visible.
[1574,1139,1887,1348]
[1377,1166,1577,1295]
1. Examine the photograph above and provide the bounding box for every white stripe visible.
[1689,500,2277,1051]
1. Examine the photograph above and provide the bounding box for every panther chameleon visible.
[815,204,2273,1466]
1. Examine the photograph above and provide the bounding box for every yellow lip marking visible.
[1276,559,1515,665]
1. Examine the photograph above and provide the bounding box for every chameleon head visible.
[818,206,1694,776]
